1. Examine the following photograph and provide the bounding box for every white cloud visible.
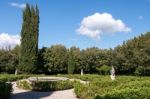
[9,2,26,9]
[0,33,20,49]
[138,16,143,20]
[77,13,131,39]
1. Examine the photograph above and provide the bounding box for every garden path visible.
[10,82,78,99]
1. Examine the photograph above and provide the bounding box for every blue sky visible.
[0,0,150,49]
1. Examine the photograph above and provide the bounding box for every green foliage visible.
[68,48,75,74]
[17,80,74,91]
[43,45,68,74]
[72,75,150,99]
[134,66,144,76]
[112,32,150,75]
[0,82,12,99]
[1,5,150,76]
[19,4,39,74]
[74,82,91,99]
[134,66,150,76]
[37,47,47,73]
[96,65,111,75]
[0,74,30,82]
[0,46,19,74]
[17,80,32,90]
[32,80,74,91]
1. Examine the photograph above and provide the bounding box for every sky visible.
[0,0,150,49]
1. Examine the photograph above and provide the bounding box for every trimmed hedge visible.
[17,80,74,91]
[0,74,31,99]
[73,75,150,99]
[0,74,30,82]
[0,82,12,99]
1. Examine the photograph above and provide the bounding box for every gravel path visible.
[10,82,78,99]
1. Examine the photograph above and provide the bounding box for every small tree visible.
[134,66,144,76]
[96,65,111,75]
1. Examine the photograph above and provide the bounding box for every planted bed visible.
[17,77,74,91]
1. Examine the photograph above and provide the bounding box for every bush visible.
[96,65,111,75]
[0,74,30,82]
[134,66,144,76]
[135,66,150,76]
[0,74,30,99]
[17,80,32,90]
[73,75,150,99]
[17,80,74,91]
[95,88,150,99]
[144,67,150,76]
[0,82,12,99]
[74,82,92,99]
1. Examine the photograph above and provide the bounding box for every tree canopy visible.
[19,4,39,73]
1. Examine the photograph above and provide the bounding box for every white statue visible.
[110,66,115,80]
[81,69,83,76]
[15,69,18,75]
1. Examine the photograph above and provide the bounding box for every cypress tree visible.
[68,50,75,74]
[19,4,39,73]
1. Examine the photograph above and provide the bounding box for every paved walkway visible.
[10,82,78,99]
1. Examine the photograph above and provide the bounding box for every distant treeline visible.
[0,32,150,76]
[0,3,150,76]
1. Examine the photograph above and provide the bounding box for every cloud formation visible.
[9,2,26,9]
[0,33,20,49]
[77,13,131,39]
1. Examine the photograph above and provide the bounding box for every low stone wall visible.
[28,77,69,82]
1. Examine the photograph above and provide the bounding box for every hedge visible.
[17,80,74,91]
[0,82,12,99]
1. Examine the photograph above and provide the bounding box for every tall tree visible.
[19,4,39,73]
[68,48,75,74]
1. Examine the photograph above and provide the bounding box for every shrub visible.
[96,65,111,75]
[74,82,90,98]
[0,82,12,99]
[17,80,32,90]
[17,80,74,91]
[144,67,150,76]
[0,74,30,82]
[73,75,150,99]
[134,66,144,76]
[135,67,150,76]
[0,74,31,99]
[95,88,150,99]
